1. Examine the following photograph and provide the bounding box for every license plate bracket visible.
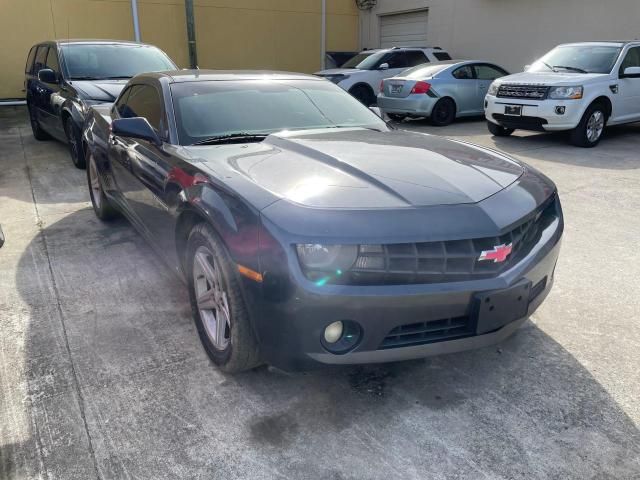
[473,281,532,335]
[504,105,522,116]
[390,84,403,94]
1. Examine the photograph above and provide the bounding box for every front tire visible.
[27,101,50,141]
[349,85,375,107]
[186,223,260,373]
[87,151,118,221]
[487,121,515,137]
[65,117,86,169]
[570,103,606,148]
[430,98,456,126]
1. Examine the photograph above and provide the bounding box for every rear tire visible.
[487,121,515,137]
[349,85,375,107]
[430,98,456,126]
[569,103,606,148]
[87,151,118,221]
[186,223,261,373]
[27,101,50,141]
[65,117,86,169]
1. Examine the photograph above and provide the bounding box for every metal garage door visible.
[379,10,428,48]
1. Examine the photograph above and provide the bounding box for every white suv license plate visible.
[504,105,522,116]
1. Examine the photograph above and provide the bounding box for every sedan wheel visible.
[193,246,231,351]
[87,153,118,220]
[186,223,260,372]
[430,98,456,126]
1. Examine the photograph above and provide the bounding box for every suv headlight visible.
[296,244,357,272]
[549,86,583,100]
[487,82,499,96]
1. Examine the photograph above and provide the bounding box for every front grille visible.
[497,84,549,100]
[379,316,473,349]
[344,196,557,285]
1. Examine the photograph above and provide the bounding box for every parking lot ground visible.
[1,106,639,479]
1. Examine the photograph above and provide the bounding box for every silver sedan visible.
[378,60,509,126]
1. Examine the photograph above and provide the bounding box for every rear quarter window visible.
[433,52,452,61]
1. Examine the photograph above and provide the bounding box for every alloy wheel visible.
[193,246,231,350]
[586,110,604,143]
[66,120,80,164]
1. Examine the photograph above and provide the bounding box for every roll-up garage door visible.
[379,10,428,48]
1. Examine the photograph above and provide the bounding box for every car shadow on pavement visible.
[6,208,640,479]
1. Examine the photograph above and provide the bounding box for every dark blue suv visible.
[24,40,176,168]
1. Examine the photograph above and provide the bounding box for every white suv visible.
[315,46,452,106]
[485,41,640,147]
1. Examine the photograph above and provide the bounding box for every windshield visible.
[402,63,452,79]
[171,80,388,145]
[61,44,175,80]
[529,45,622,74]
[341,51,387,70]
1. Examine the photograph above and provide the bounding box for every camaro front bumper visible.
[250,214,562,371]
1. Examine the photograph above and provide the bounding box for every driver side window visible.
[120,85,162,132]
[384,52,409,69]
[620,47,640,76]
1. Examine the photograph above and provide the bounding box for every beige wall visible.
[0,0,358,100]
[360,0,640,73]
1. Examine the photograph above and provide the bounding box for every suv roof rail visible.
[391,46,437,50]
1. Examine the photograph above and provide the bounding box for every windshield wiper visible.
[191,133,269,146]
[542,61,556,72]
[552,65,588,73]
[101,76,132,80]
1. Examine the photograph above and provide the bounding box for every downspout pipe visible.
[185,0,198,69]
[320,0,326,70]
[131,0,141,42]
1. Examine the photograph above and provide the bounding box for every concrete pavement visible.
[1,107,639,479]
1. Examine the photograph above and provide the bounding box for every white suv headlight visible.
[487,82,499,96]
[549,86,583,100]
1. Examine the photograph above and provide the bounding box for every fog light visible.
[324,321,343,344]
[321,320,362,354]
[555,106,566,115]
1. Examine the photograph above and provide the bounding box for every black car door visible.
[109,83,178,264]
[38,46,65,139]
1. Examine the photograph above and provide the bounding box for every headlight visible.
[549,86,583,100]
[487,82,499,96]
[296,244,357,272]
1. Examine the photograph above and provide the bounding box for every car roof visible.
[557,41,640,47]
[52,39,155,47]
[144,70,322,83]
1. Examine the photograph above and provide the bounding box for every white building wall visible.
[360,0,640,72]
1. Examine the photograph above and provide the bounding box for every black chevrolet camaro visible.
[83,70,563,372]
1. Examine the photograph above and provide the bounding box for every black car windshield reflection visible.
[170,80,388,146]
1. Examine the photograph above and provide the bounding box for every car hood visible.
[189,128,524,209]
[70,79,128,101]
[314,68,363,76]
[498,71,607,86]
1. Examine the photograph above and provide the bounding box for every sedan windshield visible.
[61,44,175,80]
[529,45,622,74]
[341,51,386,70]
[171,80,388,145]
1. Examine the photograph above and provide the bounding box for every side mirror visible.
[112,117,161,146]
[38,68,58,84]
[378,63,389,70]
[0,225,4,249]
[369,106,384,118]
[622,66,640,77]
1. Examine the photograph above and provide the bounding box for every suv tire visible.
[570,103,606,148]
[186,223,261,373]
[27,101,50,141]
[487,121,515,137]
[349,85,375,107]
[65,117,86,169]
